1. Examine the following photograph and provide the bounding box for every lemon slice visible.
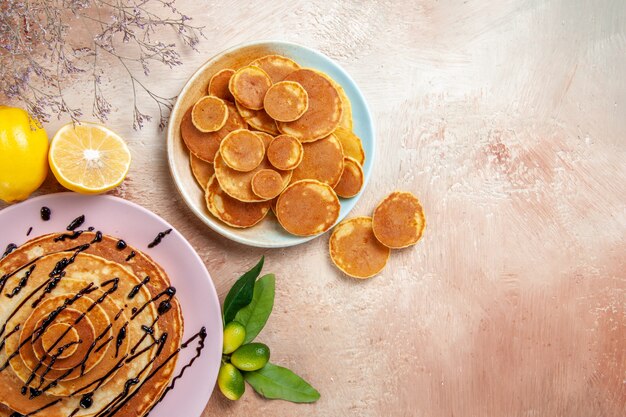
[49,122,131,194]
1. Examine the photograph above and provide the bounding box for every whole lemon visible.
[0,106,49,203]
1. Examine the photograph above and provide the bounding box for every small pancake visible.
[214,152,292,202]
[235,101,279,135]
[333,127,365,165]
[329,217,390,279]
[334,157,364,198]
[372,191,426,248]
[267,134,304,170]
[254,131,275,149]
[275,179,340,236]
[291,134,344,186]
[190,153,215,189]
[229,66,272,110]
[208,68,235,102]
[180,102,246,162]
[263,81,309,122]
[219,129,265,172]
[276,69,342,142]
[251,55,300,83]
[251,169,285,200]
[205,175,270,228]
[191,96,228,132]
[336,84,353,130]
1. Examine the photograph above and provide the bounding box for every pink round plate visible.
[0,192,222,417]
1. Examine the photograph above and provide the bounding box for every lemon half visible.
[49,122,131,194]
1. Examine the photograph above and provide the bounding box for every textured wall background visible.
[2,1,625,416]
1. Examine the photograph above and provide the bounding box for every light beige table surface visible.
[2,1,625,416]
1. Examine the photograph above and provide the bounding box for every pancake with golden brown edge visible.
[251,169,286,200]
[208,69,235,102]
[228,66,272,110]
[235,101,279,135]
[205,175,270,228]
[190,153,215,190]
[276,69,342,142]
[275,179,340,236]
[191,96,228,133]
[329,217,390,279]
[334,157,364,198]
[263,81,308,122]
[372,191,426,249]
[250,55,300,83]
[0,232,183,417]
[219,129,265,172]
[335,84,353,130]
[291,134,344,187]
[214,151,292,203]
[181,102,246,162]
[267,134,304,171]
[333,127,365,166]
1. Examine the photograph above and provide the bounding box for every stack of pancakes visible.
[0,232,183,417]
[183,53,368,236]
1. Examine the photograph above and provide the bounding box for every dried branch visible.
[0,0,203,129]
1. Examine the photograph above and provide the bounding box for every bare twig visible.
[0,0,203,129]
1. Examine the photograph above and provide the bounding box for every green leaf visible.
[234,274,275,343]
[244,363,320,403]
[223,256,264,324]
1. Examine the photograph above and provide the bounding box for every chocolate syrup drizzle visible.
[147,229,172,248]
[40,207,51,221]
[0,227,208,417]
[2,243,17,259]
[66,215,85,231]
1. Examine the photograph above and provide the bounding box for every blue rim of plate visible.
[167,40,375,248]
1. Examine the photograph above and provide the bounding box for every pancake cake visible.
[0,228,193,417]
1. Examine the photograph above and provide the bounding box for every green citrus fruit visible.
[217,363,245,400]
[223,321,246,354]
[230,343,270,371]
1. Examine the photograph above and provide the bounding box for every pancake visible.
[263,81,308,122]
[334,157,364,198]
[276,69,342,142]
[228,66,271,110]
[335,84,353,130]
[267,134,303,171]
[214,151,291,203]
[372,191,426,248]
[208,69,235,102]
[190,153,215,190]
[235,101,279,135]
[333,127,365,166]
[329,217,390,279]
[251,169,285,200]
[254,131,275,149]
[205,175,270,228]
[275,180,340,236]
[0,232,184,417]
[191,96,228,132]
[219,129,265,172]
[291,134,344,187]
[180,102,246,162]
[250,55,300,83]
